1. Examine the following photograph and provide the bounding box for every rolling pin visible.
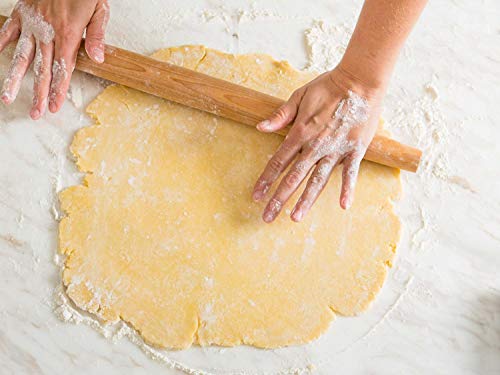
[0,15,421,172]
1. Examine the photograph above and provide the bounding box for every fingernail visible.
[263,212,274,223]
[257,120,271,131]
[253,190,263,201]
[292,209,303,222]
[253,181,269,201]
[1,92,12,104]
[265,198,282,222]
[31,108,40,119]
[94,48,104,63]
[49,101,57,113]
[342,196,352,210]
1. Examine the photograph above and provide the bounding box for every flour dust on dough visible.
[58,45,401,350]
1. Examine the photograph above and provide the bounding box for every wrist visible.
[328,64,386,102]
[336,32,403,93]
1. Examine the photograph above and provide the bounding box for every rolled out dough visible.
[59,45,401,349]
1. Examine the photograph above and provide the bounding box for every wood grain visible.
[0,14,422,172]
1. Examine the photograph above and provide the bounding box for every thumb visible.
[256,89,303,132]
[84,1,110,63]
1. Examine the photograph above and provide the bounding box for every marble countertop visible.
[0,0,499,374]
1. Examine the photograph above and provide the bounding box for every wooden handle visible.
[0,15,421,172]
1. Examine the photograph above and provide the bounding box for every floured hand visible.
[0,0,109,119]
[252,67,385,223]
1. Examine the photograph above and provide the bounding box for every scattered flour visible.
[304,20,354,72]
[54,284,314,375]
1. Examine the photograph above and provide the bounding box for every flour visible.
[67,71,112,110]
[305,20,354,72]
[264,198,283,222]
[33,40,42,85]
[201,4,296,24]
[386,80,455,185]
[49,58,68,101]
[1,1,55,102]
[15,1,55,44]
[313,91,369,160]
[1,32,33,102]
[54,285,313,375]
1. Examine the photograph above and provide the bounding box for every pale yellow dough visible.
[59,45,401,349]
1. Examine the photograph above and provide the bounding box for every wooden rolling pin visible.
[0,15,421,172]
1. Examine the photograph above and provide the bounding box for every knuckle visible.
[323,154,336,163]
[308,138,321,151]
[290,88,303,101]
[38,63,51,77]
[345,166,358,178]
[279,140,295,153]
[273,107,288,120]
[292,124,307,139]
[58,26,79,42]
[311,174,324,186]
[295,159,310,173]
[88,33,105,42]
[269,157,284,173]
[87,25,106,40]
[285,171,301,187]
[310,115,322,127]
[14,53,30,65]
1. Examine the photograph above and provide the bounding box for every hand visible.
[252,67,385,223]
[0,0,109,119]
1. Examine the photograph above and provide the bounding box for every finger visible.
[256,88,304,132]
[0,16,21,53]
[31,40,54,119]
[49,36,81,113]
[1,33,35,104]
[339,152,364,210]
[261,155,317,223]
[291,154,339,222]
[252,129,304,202]
[84,0,110,63]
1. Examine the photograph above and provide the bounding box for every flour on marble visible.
[53,284,313,375]
[201,4,300,24]
[67,72,111,110]
[304,20,354,73]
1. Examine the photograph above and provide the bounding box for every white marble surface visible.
[0,0,499,374]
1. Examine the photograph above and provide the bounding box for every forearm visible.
[338,0,428,90]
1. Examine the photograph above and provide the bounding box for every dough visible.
[59,45,401,349]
